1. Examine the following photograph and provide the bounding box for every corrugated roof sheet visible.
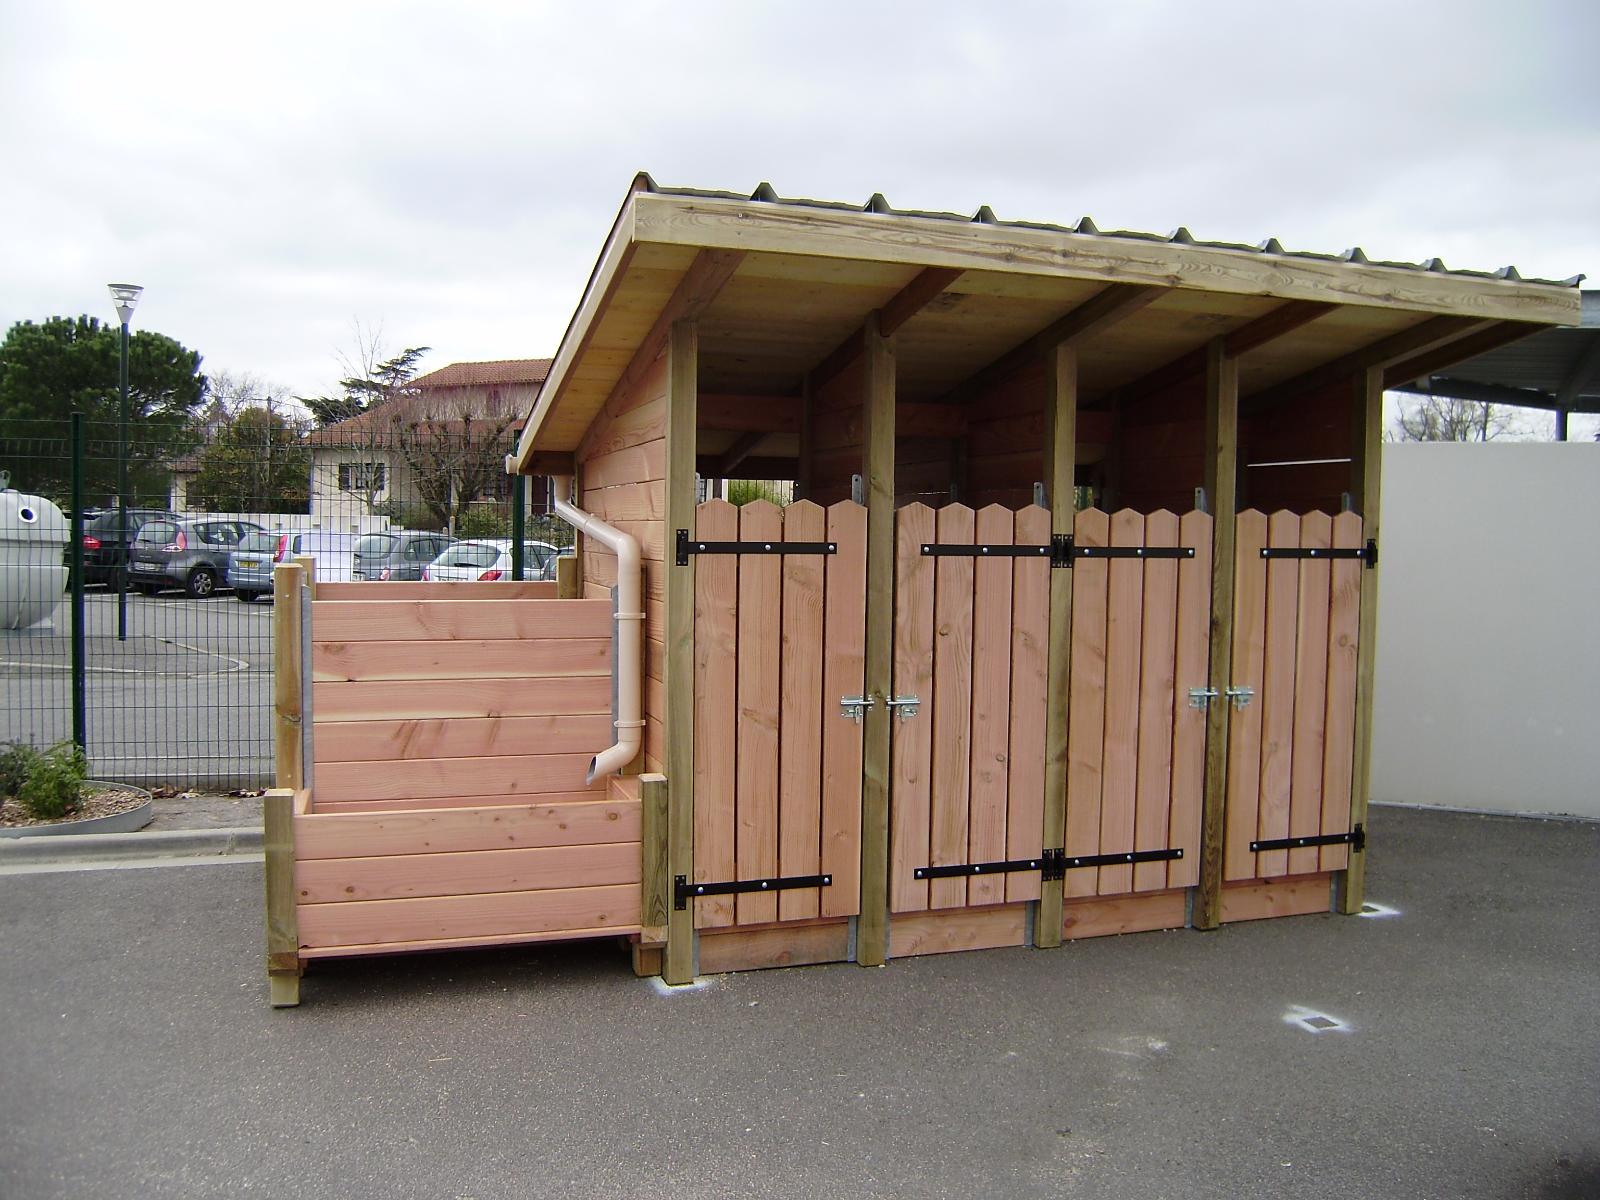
[635,174,1585,291]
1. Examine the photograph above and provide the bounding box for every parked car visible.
[422,539,560,582]
[227,530,360,601]
[351,531,456,582]
[538,545,576,582]
[128,518,263,598]
[71,507,178,587]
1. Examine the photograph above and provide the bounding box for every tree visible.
[187,407,310,513]
[1393,393,1513,442]
[0,315,206,501]
[301,325,430,427]
[386,385,520,532]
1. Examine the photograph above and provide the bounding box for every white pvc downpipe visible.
[551,476,643,783]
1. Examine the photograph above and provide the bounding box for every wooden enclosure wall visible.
[691,498,867,926]
[575,351,669,771]
[963,362,1047,510]
[889,503,1051,911]
[1242,382,1354,515]
[1063,508,1212,897]
[1224,509,1362,881]
[809,358,866,505]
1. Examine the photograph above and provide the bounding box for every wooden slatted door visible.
[890,503,1051,912]
[1063,508,1213,899]
[691,498,867,927]
[1224,510,1363,881]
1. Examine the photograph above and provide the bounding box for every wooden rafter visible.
[942,283,1167,406]
[699,393,803,433]
[1381,321,1541,390]
[1244,315,1497,414]
[1115,300,1338,408]
[808,267,965,391]
[712,430,768,477]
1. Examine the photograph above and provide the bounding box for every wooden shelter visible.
[263,175,1579,1002]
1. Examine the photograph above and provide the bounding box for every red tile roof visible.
[409,359,553,389]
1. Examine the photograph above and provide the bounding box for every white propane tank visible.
[0,490,70,630]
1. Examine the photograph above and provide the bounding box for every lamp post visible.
[108,283,143,642]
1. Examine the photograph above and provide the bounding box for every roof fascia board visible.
[631,192,1580,327]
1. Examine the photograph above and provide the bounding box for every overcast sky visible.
[2,1,1596,431]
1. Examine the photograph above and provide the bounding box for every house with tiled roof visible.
[304,358,551,531]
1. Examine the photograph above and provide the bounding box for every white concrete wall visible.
[1371,442,1600,819]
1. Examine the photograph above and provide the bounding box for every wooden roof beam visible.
[1382,321,1542,390]
[1113,300,1338,409]
[695,453,798,481]
[808,267,964,390]
[711,430,768,477]
[942,282,1167,407]
[1244,315,1497,415]
[699,393,803,434]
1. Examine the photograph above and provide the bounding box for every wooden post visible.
[272,561,304,792]
[293,553,316,601]
[1037,342,1077,948]
[1337,366,1383,914]
[856,313,895,966]
[663,320,699,984]
[555,553,581,599]
[639,773,669,966]
[263,785,300,1006]
[1193,339,1238,931]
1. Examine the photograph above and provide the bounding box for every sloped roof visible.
[410,359,552,389]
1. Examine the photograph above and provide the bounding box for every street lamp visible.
[108,283,143,642]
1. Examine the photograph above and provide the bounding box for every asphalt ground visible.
[0,804,1595,1200]
[0,588,273,787]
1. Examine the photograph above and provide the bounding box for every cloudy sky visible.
[2,0,1596,430]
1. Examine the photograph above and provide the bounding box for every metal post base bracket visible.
[674,873,832,910]
[1249,825,1366,854]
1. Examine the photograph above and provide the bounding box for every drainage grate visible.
[1303,1015,1339,1030]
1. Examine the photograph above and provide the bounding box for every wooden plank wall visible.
[809,358,866,505]
[575,351,670,771]
[308,593,616,813]
[889,502,1051,911]
[1241,380,1353,514]
[691,498,867,927]
[1062,507,1212,898]
[960,364,1114,511]
[1224,509,1362,881]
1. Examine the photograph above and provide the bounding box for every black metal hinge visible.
[918,535,1195,570]
[674,872,832,910]
[914,855,1050,881]
[1045,846,1185,879]
[1249,824,1366,854]
[1260,539,1377,569]
[676,528,837,566]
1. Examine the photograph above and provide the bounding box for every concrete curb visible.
[0,825,263,865]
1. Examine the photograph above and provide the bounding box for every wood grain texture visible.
[272,564,304,793]
[297,883,640,949]
[313,754,604,804]
[663,320,698,984]
[1098,510,1145,895]
[310,598,612,643]
[1167,510,1212,888]
[692,499,739,927]
[929,503,975,909]
[735,500,783,924]
[311,677,610,722]
[820,501,867,917]
[1064,508,1109,899]
[1005,505,1051,904]
[1133,510,1179,892]
[1221,873,1332,923]
[639,774,670,939]
[311,638,610,683]
[315,581,556,601]
[293,799,640,860]
[1038,342,1077,943]
[889,904,1028,958]
[296,841,640,904]
[1288,511,1332,875]
[1256,510,1302,878]
[890,503,935,912]
[967,504,1013,908]
[263,787,300,1005]
[313,714,613,764]
[779,500,826,920]
[697,921,851,974]
[1224,511,1268,881]
[1320,511,1363,872]
[1062,889,1187,940]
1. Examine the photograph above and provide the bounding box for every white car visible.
[422,539,561,582]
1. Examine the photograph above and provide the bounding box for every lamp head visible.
[107,283,144,326]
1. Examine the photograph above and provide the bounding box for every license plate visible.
[236,559,260,569]
[132,561,156,571]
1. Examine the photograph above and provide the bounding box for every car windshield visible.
[135,521,178,545]
[440,543,500,568]
[238,533,276,554]
[354,535,397,557]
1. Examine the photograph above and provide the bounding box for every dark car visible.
[72,507,179,587]
[351,531,456,582]
[128,518,263,598]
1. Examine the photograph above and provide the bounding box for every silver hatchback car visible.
[227,530,359,601]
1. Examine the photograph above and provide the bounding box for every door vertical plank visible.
[1133,510,1179,893]
[967,504,1014,907]
[1320,511,1363,872]
[1167,510,1212,888]
[1287,511,1332,876]
[929,504,976,909]
[1005,504,1051,904]
[1256,510,1302,879]
[890,503,936,912]
[821,501,867,916]
[1225,511,1268,881]
[1099,509,1146,896]
[1064,508,1109,899]
[734,500,783,924]
[779,500,826,920]
[692,499,739,927]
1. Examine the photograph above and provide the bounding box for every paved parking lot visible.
[0,589,274,787]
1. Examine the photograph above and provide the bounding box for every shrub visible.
[0,742,41,800]
[17,741,89,820]
[455,507,511,539]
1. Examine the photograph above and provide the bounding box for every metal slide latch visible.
[1225,685,1255,711]
[840,695,874,723]
[884,695,921,721]
[1188,687,1220,710]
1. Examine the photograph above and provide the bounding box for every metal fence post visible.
[70,412,87,752]
[510,472,526,580]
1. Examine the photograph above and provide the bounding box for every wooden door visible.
[690,498,867,927]
[1224,509,1364,881]
[1062,508,1213,899]
[889,502,1052,912]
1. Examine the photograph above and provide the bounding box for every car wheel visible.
[186,568,218,598]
